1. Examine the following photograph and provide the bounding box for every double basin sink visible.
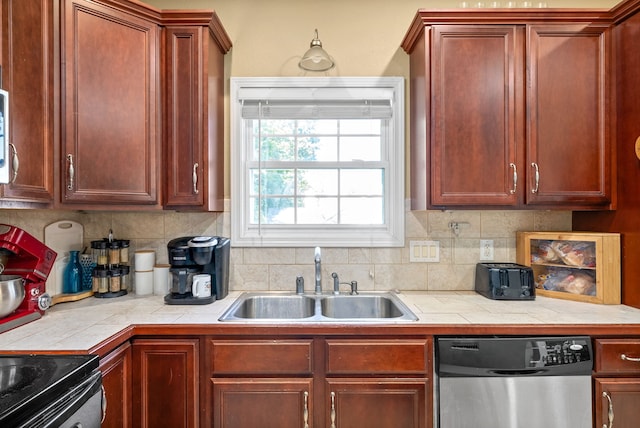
[218,292,418,322]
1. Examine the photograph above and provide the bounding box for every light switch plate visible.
[410,240,439,262]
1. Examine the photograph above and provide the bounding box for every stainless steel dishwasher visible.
[436,336,593,428]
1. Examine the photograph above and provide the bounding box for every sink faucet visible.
[314,246,322,294]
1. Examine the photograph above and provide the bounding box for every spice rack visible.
[516,231,621,304]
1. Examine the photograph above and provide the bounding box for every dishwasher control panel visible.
[527,338,591,367]
[437,336,593,377]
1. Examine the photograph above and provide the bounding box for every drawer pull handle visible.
[602,391,614,428]
[9,143,18,183]
[67,154,74,191]
[509,163,517,194]
[621,353,640,362]
[330,391,336,428]
[192,163,199,194]
[303,391,309,428]
[531,162,540,193]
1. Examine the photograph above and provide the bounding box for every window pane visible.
[340,119,381,134]
[250,197,295,224]
[340,197,384,224]
[340,169,383,195]
[253,136,295,161]
[298,119,337,134]
[250,169,295,195]
[297,197,338,224]
[298,169,338,195]
[339,136,381,161]
[298,136,337,161]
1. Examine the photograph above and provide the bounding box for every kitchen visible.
[2,0,640,427]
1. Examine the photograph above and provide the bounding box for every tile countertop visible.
[2,291,640,352]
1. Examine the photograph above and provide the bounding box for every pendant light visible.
[298,29,334,72]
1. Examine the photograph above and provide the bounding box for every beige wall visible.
[5,0,616,293]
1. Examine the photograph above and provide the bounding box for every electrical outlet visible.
[410,240,440,262]
[480,240,494,261]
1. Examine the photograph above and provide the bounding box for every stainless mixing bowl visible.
[0,275,25,318]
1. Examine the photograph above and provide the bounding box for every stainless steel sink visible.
[219,294,316,320]
[320,295,411,319]
[218,292,418,322]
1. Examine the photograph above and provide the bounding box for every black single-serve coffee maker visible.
[165,236,230,305]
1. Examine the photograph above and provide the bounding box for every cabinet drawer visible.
[595,339,640,374]
[326,339,428,375]
[210,339,313,375]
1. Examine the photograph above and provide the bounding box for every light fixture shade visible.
[299,29,334,72]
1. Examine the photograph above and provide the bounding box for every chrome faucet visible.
[314,246,322,294]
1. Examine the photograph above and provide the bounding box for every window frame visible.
[230,77,405,247]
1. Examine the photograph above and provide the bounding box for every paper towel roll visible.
[134,250,156,272]
[135,270,154,295]
[153,264,171,296]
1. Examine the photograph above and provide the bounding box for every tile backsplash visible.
[0,206,571,292]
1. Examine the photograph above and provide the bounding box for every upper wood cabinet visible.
[0,0,56,205]
[162,13,231,211]
[61,0,161,207]
[402,11,613,210]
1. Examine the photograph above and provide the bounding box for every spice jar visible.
[108,241,120,268]
[91,240,108,267]
[93,267,109,294]
[109,267,121,293]
[119,239,130,264]
[120,265,130,291]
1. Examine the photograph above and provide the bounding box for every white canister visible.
[191,274,212,298]
[134,250,156,272]
[153,264,171,296]
[134,270,154,295]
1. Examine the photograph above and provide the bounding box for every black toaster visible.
[475,263,535,300]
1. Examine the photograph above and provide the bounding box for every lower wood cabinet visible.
[211,379,314,428]
[132,338,199,428]
[594,338,640,428]
[326,379,427,428]
[208,337,431,428]
[99,341,132,428]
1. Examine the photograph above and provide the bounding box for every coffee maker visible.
[0,224,56,333]
[165,236,230,305]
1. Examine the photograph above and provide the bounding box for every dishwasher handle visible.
[490,369,547,376]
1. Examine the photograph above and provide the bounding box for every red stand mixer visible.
[0,224,56,333]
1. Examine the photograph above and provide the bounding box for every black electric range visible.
[0,354,102,427]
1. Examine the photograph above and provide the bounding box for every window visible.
[231,77,404,247]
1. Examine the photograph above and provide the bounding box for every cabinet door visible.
[61,0,160,206]
[163,26,205,209]
[595,378,640,428]
[132,338,199,428]
[325,379,428,428]
[211,378,313,428]
[99,342,132,428]
[163,23,227,211]
[526,24,612,207]
[0,0,55,204]
[430,25,522,207]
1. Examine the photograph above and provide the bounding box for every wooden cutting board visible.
[44,220,88,304]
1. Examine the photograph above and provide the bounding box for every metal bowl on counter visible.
[0,275,25,318]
